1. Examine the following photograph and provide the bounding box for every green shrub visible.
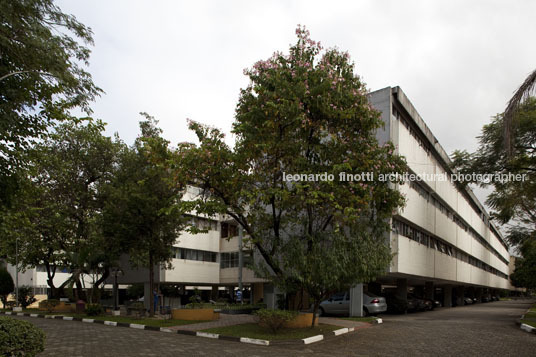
[39,299,60,313]
[85,303,104,316]
[255,309,299,334]
[0,316,45,356]
[16,286,37,308]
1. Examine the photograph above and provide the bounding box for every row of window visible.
[172,247,217,263]
[187,216,219,231]
[394,105,508,252]
[410,180,509,266]
[172,247,252,269]
[392,219,508,280]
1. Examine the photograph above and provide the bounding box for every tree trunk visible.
[91,267,110,303]
[44,262,56,298]
[311,300,320,328]
[149,253,154,317]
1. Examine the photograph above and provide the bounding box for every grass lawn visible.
[524,311,536,320]
[1,308,206,327]
[341,316,378,323]
[521,319,536,328]
[202,323,338,341]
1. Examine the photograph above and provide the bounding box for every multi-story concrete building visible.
[368,86,512,308]
[3,86,516,312]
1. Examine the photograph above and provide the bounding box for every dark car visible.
[422,297,441,309]
[463,297,473,305]
[482,296,491,302]
[407,294,429,312]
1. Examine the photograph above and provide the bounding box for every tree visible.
[510,240,536,290]
[0,269,14,308]
[504,69,536,155]
[452,98,536,248]
[101,114,190,316]
[0,119,122,299]
[177,26,407,325]
[0,0,101,207]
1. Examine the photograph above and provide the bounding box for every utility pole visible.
[238,225,243,304]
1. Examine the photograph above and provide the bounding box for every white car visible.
[318,291,387,316]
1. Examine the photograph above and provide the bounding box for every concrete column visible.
[425,281,434,300]
[443,285,453,308]
[396,278,408,301]
[211,286,219,301]
[349,284,363,317]
[143,283,151,311]
[263,283,276,309]
[467,286,475,299]
[475,287,483,302]
[456,286,465,306]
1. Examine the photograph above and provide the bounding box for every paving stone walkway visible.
[7,300,536,356]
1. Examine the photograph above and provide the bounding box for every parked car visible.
[363,292,388,316]
[407,294,430,312]
[481,296,491,302]
[422,297,441,309]
[491,295,499,301]
[463,297,473,305]
[318,291,387,316]
[472,297,478,304]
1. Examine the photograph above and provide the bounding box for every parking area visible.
[7,299,536,356]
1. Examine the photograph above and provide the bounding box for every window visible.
[220,250,253,269]
[331,292,345,302]
[173,247,217,263]
[221,223,238,238]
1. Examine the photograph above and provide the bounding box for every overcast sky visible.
[57,0,535,156]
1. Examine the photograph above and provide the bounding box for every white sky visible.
[57,0,535,156]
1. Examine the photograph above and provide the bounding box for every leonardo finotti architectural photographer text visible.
[282,171,528,183]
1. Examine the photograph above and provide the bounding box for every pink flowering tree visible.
[177,26,407,325]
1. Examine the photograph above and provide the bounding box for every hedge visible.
[0,317,45,356]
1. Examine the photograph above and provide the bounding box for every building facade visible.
[368,86,512,307]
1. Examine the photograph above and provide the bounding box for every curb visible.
[0,310,377,346]
[517,309,536,334]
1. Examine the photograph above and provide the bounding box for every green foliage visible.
[0,120,123,299]
[0,317,45,357]
[0,269,14,308]
[176,26,406,325]
[510,240,536,289]
[100,114,190,316]
[451,98,536,247]
[85,303,104,316]
[16,285,36,308]
[126,283,145,300]
[255,309,299,334]
[38,299,60,313]
[0,0,101,208]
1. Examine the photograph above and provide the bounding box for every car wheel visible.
[363,307,369,317]
[319,307,325,317]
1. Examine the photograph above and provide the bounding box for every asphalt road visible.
[8,299,536,356]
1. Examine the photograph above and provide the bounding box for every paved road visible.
[8,299,536,356]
